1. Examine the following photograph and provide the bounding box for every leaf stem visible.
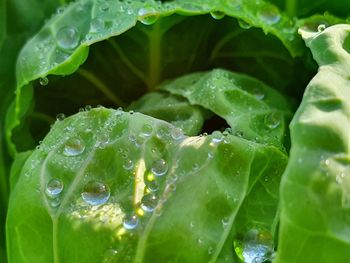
[107,39,148,84]
[77,68,126,107]
[209,29,244,62]
[146,21,162,91]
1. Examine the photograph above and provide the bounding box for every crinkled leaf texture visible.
[7,107,287,263]
[7,0,310,155]
[276,24,350,262]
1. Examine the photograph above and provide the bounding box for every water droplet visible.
[56,26,80,50]
[257,5,281,25]
[56,113,66,121]
[208,246,214,255]
[39,77,49,86]
[238,19,252,29]
[100,3,109,12]
[81,181,110,206]
[151,159,168,176]
[90,18,104,32]
[170,128,185,140]
[97,134,109,149]
[50,197,61,208]
[222,217,230,229]
[210,11,225,20]
[64,137,85,156]
[264,112,281,129]
[145,176,159,192]
[317,24,326,32]
[138,7,159,25]
[141,124,153,137]
[234,229,274,263]
[141,194,158,212]
[123,215,139,230]
[211,131,223,145]
[46,179,64,197]
[123,159,134,170]
[244,86,265,100]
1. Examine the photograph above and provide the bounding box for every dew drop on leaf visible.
[141,124,153,137]
[257,5,281,25]
[46,178,64,198]
[317,24,326,32]
[39,77,49,86]
[56,26,80,50]
[122,159,134,170]
[138,7,159,25]
[234,229,274,263]
[56,113,66,121]
[264,112,281,129]
[141,194,158,212]
[151,159,168,176]
[238,19,252,29]
[64,137,85,156]
[81,181,110,206]
[123,215,139,230]
[170,128,184,140]
[90,18,104,32]
[210,11,225,20]
[50,197,61,208]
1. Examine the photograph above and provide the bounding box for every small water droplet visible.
[123,159,134,170]
[138,7,159,25]
[81,181,110,206]
[141,124,153,137]
[170,128,185,140]
[97,134,109,149]
[257,5,281,25]
[39,77,49,86]
[141,194,158,212]
[234,229,274,263]
[46,179,64,197]
[211,131,224,145]
[151,159,168,176]
[208,246,214,255]
[64,137,85,156]
[100,3,109,12]
[123,215,139,230]
[222,217,230,229]
[238,19,252,29]
[264,112,281,129]
[56,113,66,121]
[210,11,225,20]
[56,26,80,50]
[50,197,61,208]
[317,24,326,32]
[90,18,104,32]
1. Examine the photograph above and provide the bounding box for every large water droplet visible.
[141,194,158,212]
[123,215,139,230]
[234,229,274,263]
[210,11,225,20]
[64,137,85,156]
[151,159,168,176]
[81,181,110,206]
[257,5,281,25]
[56,26,80,50]
[138,7,159,25]
[46,178,64,197]
[264,112,281,129]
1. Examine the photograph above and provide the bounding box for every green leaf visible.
[7,107,287,262]
[276,24,350,262]
[161,69,292,149]
[129,92,210,136]
[7,0,310,154]
[270,0,350,18]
